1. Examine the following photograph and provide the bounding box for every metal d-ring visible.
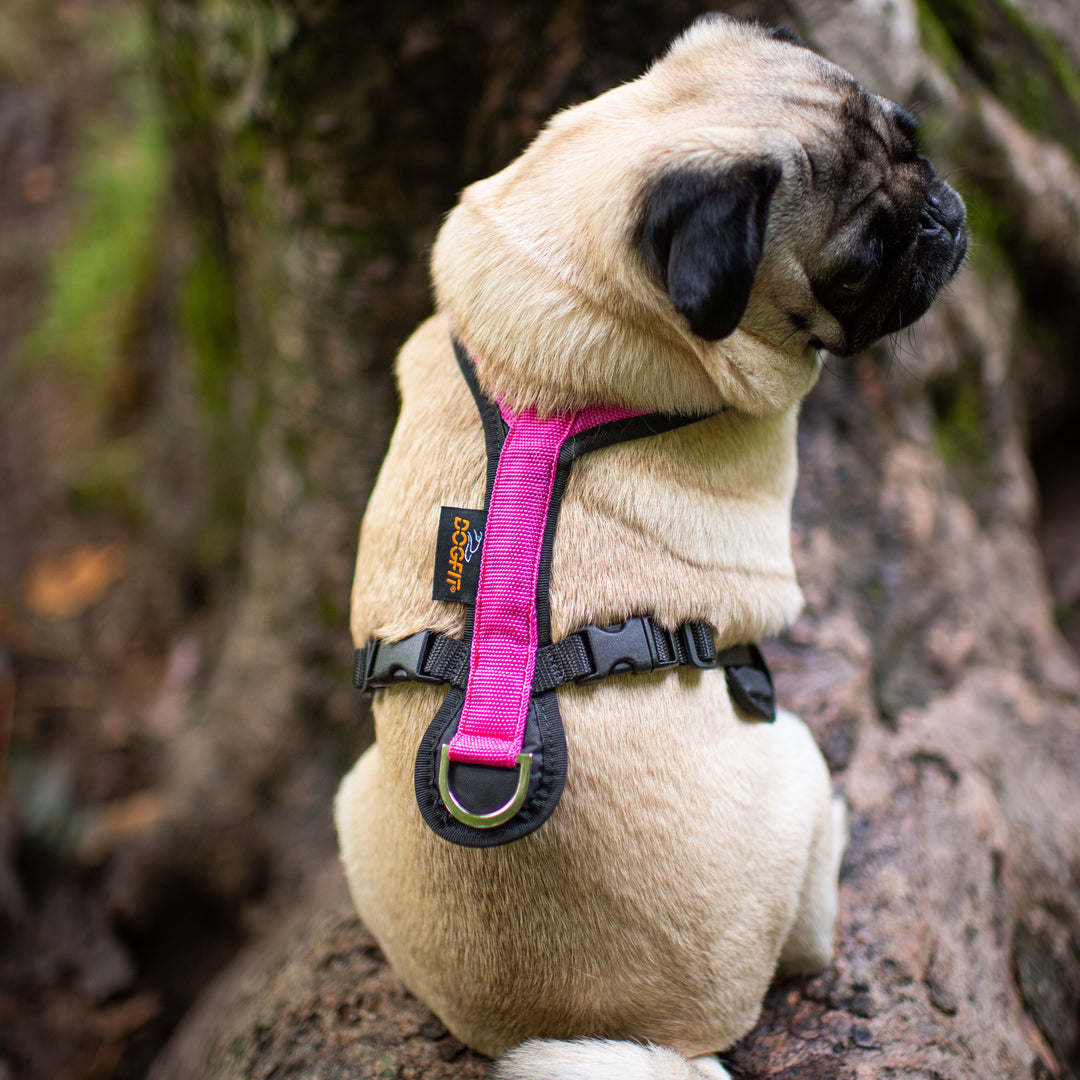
[437,745,533,828]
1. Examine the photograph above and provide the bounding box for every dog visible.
[336,15,967,1079]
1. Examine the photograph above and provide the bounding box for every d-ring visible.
[438,745,533,828]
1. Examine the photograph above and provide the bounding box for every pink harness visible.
[450,399,641,770]
[354,341,776,847]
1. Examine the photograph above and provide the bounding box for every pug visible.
[336,14,967,1080]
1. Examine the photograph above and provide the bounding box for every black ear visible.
[639,162,781,341]
[768,25,810,48]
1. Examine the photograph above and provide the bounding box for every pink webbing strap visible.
[447,400,641,768]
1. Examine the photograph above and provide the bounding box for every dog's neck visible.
[431,148,821,421]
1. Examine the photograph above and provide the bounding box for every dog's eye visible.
[839,270,872,292]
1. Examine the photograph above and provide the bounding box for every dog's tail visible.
[494,1039,730,1080]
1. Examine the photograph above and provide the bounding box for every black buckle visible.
[362,631,442,690]
[575,616,679,685]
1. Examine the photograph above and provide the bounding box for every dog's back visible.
[337,318,839,1064]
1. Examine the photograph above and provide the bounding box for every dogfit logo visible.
[446,516,480,590]
[432,506,486,604]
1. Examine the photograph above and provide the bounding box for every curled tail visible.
[494,1039,731,1080]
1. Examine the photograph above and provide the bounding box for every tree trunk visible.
[145,1,1080,1077]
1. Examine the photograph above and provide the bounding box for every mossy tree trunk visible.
[145,1,1080,1077]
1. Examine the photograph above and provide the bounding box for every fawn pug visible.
[337,15,967,1079]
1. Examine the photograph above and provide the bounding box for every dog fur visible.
[336,16,966,1078]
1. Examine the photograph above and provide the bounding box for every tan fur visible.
[331,16,927,1074]
[353,315,805,648]
[428,22,861,420]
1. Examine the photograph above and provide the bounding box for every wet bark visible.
[145,1,1080,1077]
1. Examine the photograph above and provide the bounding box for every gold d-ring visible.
[438,745,533,828]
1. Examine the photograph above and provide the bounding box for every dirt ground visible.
[2,3,1079,1080]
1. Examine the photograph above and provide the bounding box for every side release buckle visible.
[575,616,679,685]
[358,631,443,691]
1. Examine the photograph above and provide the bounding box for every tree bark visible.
[146,1,1080,1077]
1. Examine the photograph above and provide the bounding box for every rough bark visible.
[145,1,1080,1077]
[149,865,490,1080]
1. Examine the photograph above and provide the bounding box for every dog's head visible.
[638,17,968,358]
[432,15,968,416]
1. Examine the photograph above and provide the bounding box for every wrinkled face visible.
[637,24,968,361]
[798,89,968,356]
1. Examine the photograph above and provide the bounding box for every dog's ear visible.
[639,162,781,341]
[768,25,810,48]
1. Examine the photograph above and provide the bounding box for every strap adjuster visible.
[358,631,443,691]
[679,621,718,668]
[575,616,679,685]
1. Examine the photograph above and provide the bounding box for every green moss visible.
[25,7,168,386]
[60,435,150,525]
[921,0,988,49]
[178,237,252,574]
[919,0,1080,160]
[180,245,240,422]
[191,0,295,133]
[147,3,295,578]
[914,0,969,81]
[26,121,166,384]
[931,370,990,473]
[998,0,1080,133]
[961,184,1019,262]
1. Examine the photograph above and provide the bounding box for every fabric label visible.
[433,506,486,603]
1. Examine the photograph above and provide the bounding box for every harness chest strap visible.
[355,340,776,848]
[355,619,774,708]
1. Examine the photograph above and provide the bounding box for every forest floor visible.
[1,3,1078,1080]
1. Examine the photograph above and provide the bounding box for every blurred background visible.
[0,1,1078,1078]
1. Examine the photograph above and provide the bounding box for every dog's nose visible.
[925,180,967,240]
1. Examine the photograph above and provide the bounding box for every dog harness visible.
[353,340,776,847]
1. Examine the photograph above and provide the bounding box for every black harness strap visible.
[354,616,774,720]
